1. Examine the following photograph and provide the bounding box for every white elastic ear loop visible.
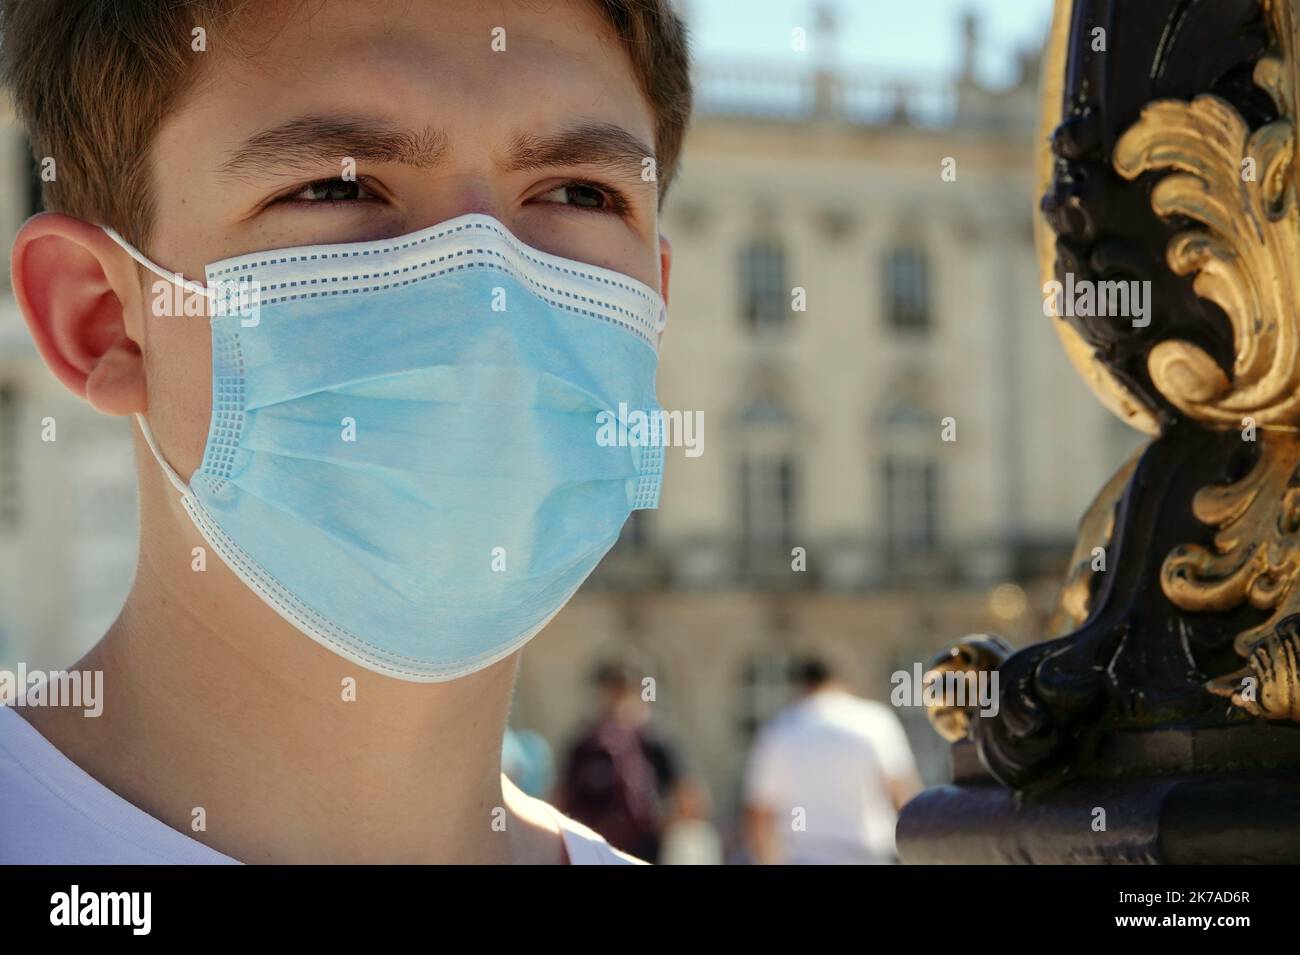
[134,413,190,497]
[102,226,210,298]
[105,227,199,498]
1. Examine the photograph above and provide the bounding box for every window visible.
[883,455,938,554]
[738,652,792,740]
[738,238,788,330]
[737,391,797,572]
[883,246,930,331]
[741,453,796,556]
[0,384,19,531]
[877,394,942,560]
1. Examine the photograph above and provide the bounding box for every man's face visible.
[143,0,666,477]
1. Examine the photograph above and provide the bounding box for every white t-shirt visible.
[0,705,642,865]
[743,688,917,864]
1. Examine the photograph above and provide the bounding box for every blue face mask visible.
[105,214,666,682]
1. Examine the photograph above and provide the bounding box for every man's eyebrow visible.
[505,121,655,181]
[219,116,449,179]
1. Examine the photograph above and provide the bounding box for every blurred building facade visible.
[0,12,1143,849]
[515,18,1144,838]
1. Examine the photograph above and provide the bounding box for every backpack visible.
[561,720,661,855]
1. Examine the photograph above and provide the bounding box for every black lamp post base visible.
[898,734,1300,864]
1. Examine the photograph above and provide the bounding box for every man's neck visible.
[17,542,565,864]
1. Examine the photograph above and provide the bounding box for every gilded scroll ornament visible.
[1112,0,1300,719]
[1160,436,1300,655]
[1208,614,1300,720]
[1113,47,1300,426]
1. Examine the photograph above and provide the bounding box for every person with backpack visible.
[557,659,689,863]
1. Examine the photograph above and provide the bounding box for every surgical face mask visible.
[104,214,666,682]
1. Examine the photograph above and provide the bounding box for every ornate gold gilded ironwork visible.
[1160,433,1300,654]
[1106,0,1300,717]
[1208,614,1300,719]
[1114,37,1300,426]
[901,0,1300,864]
[1045,449,1140,637]
[921,635,1013,742]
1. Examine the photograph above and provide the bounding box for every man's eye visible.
[537,181,621,212]
[277,177,378,204]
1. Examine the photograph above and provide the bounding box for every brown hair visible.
[0,0,692,246]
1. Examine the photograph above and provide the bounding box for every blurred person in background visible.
[742,655,921,864]
[658,775,724,865]
[556,658,697,864]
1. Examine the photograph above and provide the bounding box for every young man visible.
[0,0,690,864]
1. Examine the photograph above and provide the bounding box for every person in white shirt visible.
[742,657,922,865]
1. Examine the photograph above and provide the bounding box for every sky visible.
[686,0,1056,88]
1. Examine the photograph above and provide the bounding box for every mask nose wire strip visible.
[102,226,211,298]
[133,412,191,497]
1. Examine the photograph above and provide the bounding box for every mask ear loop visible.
[133,414,191,498]
[101,226,202,498]
[101,226,211,297]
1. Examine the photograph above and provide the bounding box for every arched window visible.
[736,394,797,570]
[741,454,796,552]
[878,401,940,556]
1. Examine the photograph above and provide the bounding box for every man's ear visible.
[658,233,672,308]
[11,212,148,415]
